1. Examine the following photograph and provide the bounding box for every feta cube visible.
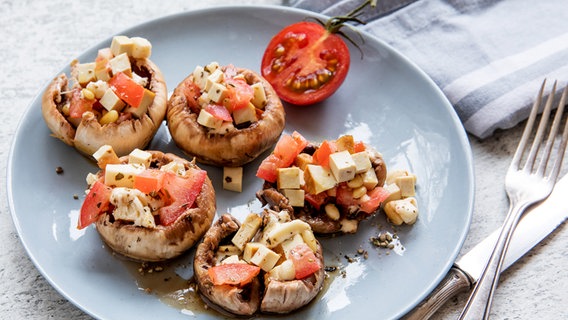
[396,175,416,197]
[76,62,96,85]
[207,82,228,103]
[294,153,313,171]
[128,149,152,168]
[223,166,243,192]
[329,150,357,183]
[304,164,336,194]
[362,168,379,190]
[250,82,267,109]
[104,163,144,188]
[109,53,132,77]
[192,65,209,90]
[277,167,302,190]
[280,234,304,259]
[233,102,257,125]
[110,35,133,56]
[205,68,224,92]
[351,151,372,173]
[197,109,223,129]
[92,145,120,167]
[231,213,262,250]
[130,37,152,59]
[99,88,125,112]
[250,244,281,272]
[243,242,263,263]
[282,189,305,207]
[268,260,295,281]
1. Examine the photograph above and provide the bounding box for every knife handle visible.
[403,266,473,320]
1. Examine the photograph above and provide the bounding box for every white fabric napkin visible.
[289,0,568,139]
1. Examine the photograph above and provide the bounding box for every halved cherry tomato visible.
[108,72,146,107]
[69,88,94,119]
[78,180,113,229]
[204,104,232,122]
[208,263,261,287]
[289,243,321,279]
[158,169,207,226]
[359,186,390,214]
[261,21,350,105]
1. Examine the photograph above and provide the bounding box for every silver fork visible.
[459,80,568,320]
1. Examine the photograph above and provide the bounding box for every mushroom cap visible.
[95,151,216,262]
[41,58,167,158]
[167,67,285,167]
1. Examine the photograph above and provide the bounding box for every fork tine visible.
[510,79,546,170]
[524,81,557,172]
[542,85,568,181]
[536,82,565,175]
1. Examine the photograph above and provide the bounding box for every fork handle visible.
[458,201,529,320]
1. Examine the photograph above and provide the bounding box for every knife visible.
[404,174,568,320]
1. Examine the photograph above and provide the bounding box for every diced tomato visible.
[256,131,309,183]
[78,180,112,229]
[225,78,253,111]
[256,154,280,183]
[134,169,165,194]
[359,186,390,214]
[108,72,146,108]
[158,169,207,226]
[304,191,327,210]
[208,263,261,287]
[183,81,202,114]
[69,88,94,118]
[312,140,336,168]
[353,141,366,153]
[289,243,321,279]
[205,104,232,122]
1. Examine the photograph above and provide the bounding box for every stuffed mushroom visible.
[42,35,167,157]
[256,132,388,234]
[78,146,215,262]
[193,209,324,316]
[166,62,285,167]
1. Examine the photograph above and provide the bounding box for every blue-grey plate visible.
[8,5,474,320]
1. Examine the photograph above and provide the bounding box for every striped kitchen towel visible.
[288,0,568,139]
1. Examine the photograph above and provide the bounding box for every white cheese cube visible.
[280,234,304,259]
[128,148,152,168]
[130,37,152,59]
[268,260,295,281]
[386,170,415,185]
[110,35,133,56]
[217,245,242,256]
[250,82,267,109]
[340,219,358,234]
[384,183,402,203]
[192,65,209,90]
[277,167,302,190]
[265,219,311,248]
[231,213,262,250]
[99,88,126,112]
[209,121,235,135]
[395,175,417,197]
[205,68,224,92]
[159,161,186,176]
[362,168,379,190]
[250,244,281,272]
[131,72,148,87]
[232,102,257,125]
[86,80,109,99]
[92,145,120,167]
[223,166,243,192]
[76,63,96,86]
[351,151,372,173]
[197,109,223,129]
[204,61,220,73]
[207,82,228,103]
[109,53,132,77]
[329,150,357,183]
[95,64,111,82]
[282,189,305,207]
[242,242,263,263]
[104,163,144,188]
[220,254,245,265]
[304,164,337,195]
[110,188,155,228]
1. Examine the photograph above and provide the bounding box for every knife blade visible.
[404,174,568,320]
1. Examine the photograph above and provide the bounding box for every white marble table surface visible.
[1,1,566,319]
